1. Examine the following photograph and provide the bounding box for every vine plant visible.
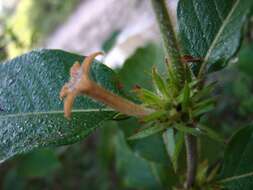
[0,0,253,189]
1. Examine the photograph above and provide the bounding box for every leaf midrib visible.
[0,108,115,119]
[219,171,253,183]
[204,0,240,61]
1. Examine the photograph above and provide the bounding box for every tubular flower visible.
[60,52,152,119]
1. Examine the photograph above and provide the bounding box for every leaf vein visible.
[203,0,240,63]
[191,0,209,47]
[220,171,253,183]
[0,108,115,119]
[213,0,224,22]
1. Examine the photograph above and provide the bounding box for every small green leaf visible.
[182,82,190,111]
[128,125,166,141]
[163,128,184,172]
[194,98,214,108]
[196,160,209,185]
[193,82,216,100]
[174,123,202,136]
[0,49,119,163]
[163,128,175,164]
[218,124,253,189]
[152,68,169,98]
[135,88,163,107]
[198,124,225,144]
[193,99,215,117]
[119,118,169,165]
[167,66,179,93]
[141,111,167,123]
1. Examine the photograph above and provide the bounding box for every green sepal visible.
[198,124,225,144]
[152,67,169,98]
[134,88,163,108]
[182,82,190,111]
[163,128,184,172]
[193,99,215,117]
[141,111,167,123]
[194,82,216,101]
[128,125,166,141]
[174,123,202,136]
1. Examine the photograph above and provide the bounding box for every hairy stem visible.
[151,0,185,85]
[184,134,197,189]
[151,1,198,188]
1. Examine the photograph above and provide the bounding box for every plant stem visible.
[151,1,198,188]
[151,0,185,85]
[184,134,197,189]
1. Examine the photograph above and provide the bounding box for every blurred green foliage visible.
[206,44,253,138]
[1,0,78,59]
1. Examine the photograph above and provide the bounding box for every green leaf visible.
[182,82,190,111]
[174,123,202,136]
[193,82,216,101]
[119,118,169,165]
[218,124,253,189]
[141,111,167,122]
[17,149,60,178]
[192,99,215,117]
[148,162,178,188]
[128,125,166,140]
[199,135,224,164]
[152,68,168,98]
[118,43,165,91]
[0,49,119,163]
[163,128,184,172]
[178,0,253,73]
[102,30,120,53]
[198,124,225,144]
[238,44,253,77]
[115,131,162,189]
[135,88,163,106]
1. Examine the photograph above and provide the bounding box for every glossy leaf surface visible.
[219,124,253,190]
[178,0,253,73]
[0,49,119,163]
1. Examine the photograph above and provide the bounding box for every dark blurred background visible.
[0,0,252,189]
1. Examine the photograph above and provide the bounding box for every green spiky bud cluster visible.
[128,63,223,144]
[126,61,220,140]
[133,66,215,131]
